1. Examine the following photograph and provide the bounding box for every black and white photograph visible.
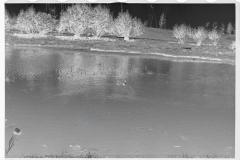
[4,1,236,158]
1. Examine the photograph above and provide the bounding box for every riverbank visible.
[5,27,235,65]
[7,153,232,158]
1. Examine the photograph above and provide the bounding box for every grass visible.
[13,153,231,158]
[4,129,233,158]
[167,153,231,158]
[21,152,101,158]
[5,26,235,64]
[7,142,102,158]
[6,151,232,158]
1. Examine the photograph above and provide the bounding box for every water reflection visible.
[5,46,235,157]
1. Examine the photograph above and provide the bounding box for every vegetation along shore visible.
[5,4,235,65]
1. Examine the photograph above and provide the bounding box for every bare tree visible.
[147,4,157,28]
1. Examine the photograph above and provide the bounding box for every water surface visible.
[5,46,235,157]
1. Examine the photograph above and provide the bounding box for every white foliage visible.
[5,10,11,32]
[208,29,221,46]
[110,11,145,41]
[16,6,55,35]
[131,17,145,37]
[173,24,189,44]
[226,22,234,35]
[89,5,112,39]
[190,27,207,46]
[111,11,133,41]
[57,4,92,37]
[229,41,235,50]
[159,12,166,29]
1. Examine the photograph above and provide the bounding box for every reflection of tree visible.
[8,48,61,81]
[56,54,135,100]
[139,59,172,80]
[6,48,63,101]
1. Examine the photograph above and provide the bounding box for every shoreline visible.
[5,30,235,65]
[6,42,235,65]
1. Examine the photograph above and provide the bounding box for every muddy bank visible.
[5,28,235,65]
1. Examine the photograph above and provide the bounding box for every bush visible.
[89,5,112,39]
[189,26,207,46]
[35,12,56,35]
[105,17,116,35]
[57,4,92,37]
[226,22,234,35]
[228,41,235,50]
[131,17,145,37]
[15,6,55,35]
[110,11,133,41]
[109,11,145,41]
[5,10,11,32]
[173,24,190,44]
[208,29,221,46]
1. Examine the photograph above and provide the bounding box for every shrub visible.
[173,24,190,44]
[16,6,55,35]
[189,27,207,46]
[35,12,56,35]
[105,17,116,36]
[57,4,92,37]
[5,10,11,32]
[89,5,112,39]
[208,29,221,46]
[109,11,145,41]
[226,22,234,35]
[110,11,133,41]
[228,41,235,50]
[131,17,145,37]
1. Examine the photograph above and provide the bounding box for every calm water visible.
[5,46,235,157]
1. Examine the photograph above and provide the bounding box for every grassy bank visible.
[5,27,235,64]
[7,153,232,158]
